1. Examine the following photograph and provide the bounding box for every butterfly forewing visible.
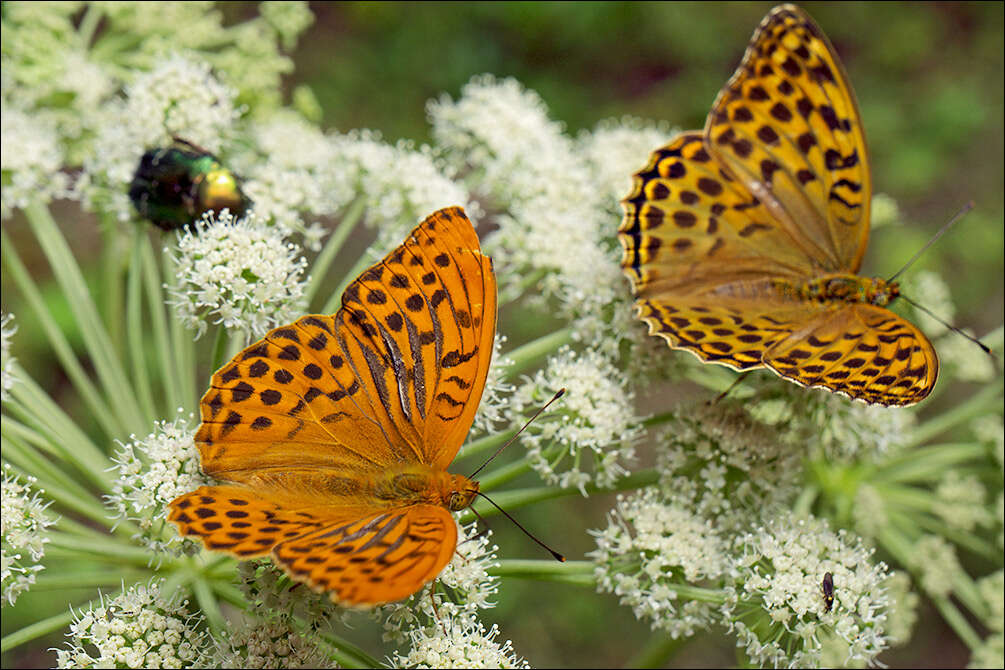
[706,4,871,272]
[335,206,496,469]
[621,132,817,298]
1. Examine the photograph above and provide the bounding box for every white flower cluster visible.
[55,580,209,669]
[429,76,629,346]
[212,617,337,669]
[730,515,891,668]
[591,491,895,666]
[574,117,675,211]
[0,102,70,219]
[656,402,804,533]
[167,210,308,340]
[235,111,350,250]
[79,54,241,222]
[331,130,473,249]
[969,570,1004,669]
[378,520,501,643]
[934,470,993,532]
[912,535,961,599]
[1,313,16,402]
[1,465,56,606]
[107,415,210,556]
[509,347,642,493]
[470,334,516,435]
[259,1,316,51]
[589,488,726,638]
[748,376,916,459]
[389,614,530,670]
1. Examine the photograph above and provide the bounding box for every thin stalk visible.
[323,252,374,314]
[1,229,123,438]
[505,327,574,377]
[490,559,595,586]
[100,216,127,353]
[0,437,119,528]
[477,457,533,491]
[25,200,147,435]
[6,367,112,491]
[873,443,988,483]
[457,428,517,462]
[0,609,76,653]
[126,231,156,423]
[905,379,1003,448]
[192,577,226,633]
[142,239,182,416]
[318,631,384,669]
[305,198,366,305]
[33,569,151,590]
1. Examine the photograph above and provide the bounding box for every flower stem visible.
[906,378,1003,448]
[505,327,574,377]
[305,197,365,306]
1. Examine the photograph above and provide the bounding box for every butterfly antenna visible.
[474,492,565,562]
[468,388,566,480]
[887,201,974,283]
[897,293,994,356]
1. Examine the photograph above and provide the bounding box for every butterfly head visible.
[446,475,479,512]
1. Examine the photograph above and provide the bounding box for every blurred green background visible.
[4,2,1002,668]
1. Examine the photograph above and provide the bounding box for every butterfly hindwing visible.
[271,504,458,606]
[763,304,938,405]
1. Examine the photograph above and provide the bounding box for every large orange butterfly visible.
[619,4,937,406]
[168,206,497,606]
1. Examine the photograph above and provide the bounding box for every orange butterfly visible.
[168,206,497,606]
[619,4,937,406]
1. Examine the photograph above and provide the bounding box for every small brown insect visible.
[822,571,835,612]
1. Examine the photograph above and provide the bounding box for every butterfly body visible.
[169,206,497,606]
[619,5,938,406]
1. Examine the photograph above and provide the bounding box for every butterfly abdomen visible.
[774,274,899,306]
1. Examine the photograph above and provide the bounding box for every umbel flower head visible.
[107,415,210,557]
[0,312,16,402]
[55,579,209,668]
[2,465,57,606]
[167,209,309,340]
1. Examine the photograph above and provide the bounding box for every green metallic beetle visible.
[128,138,250,231]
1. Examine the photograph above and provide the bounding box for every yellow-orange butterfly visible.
[168,206,497,606]
[619,4,937,406]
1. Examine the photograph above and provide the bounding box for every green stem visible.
[192,576,227,633]
[505,327,574,377]
[628,633,688,669]
[461,468,659,523]
[143,239,183,416]
[305,198,366,306]
[931,595,983,650]
[873,443,988,483]
[477,457,534,491]
[210,324,229,372]
[1,229,123,438]
[905,378,1003,448]
[32,569,151,590]
[457,428,517,462]
[25,200,147,435]
[491,559,595,586]
[0,609,75,654]
[0,436,120,529]
[322,252,373,314]
[5,367,113,492]
[126,231,157,424]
